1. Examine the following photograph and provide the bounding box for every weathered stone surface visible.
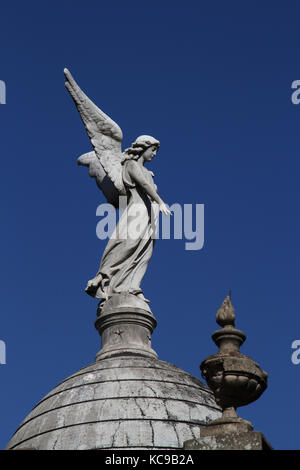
[184,431,272,450]
[184,295,272,451]
[6,356,221,450]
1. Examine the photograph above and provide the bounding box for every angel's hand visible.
[159,202,172,216]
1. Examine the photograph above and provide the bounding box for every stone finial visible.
[216,292,235,327]
[212,294,246,354]
[184,294,271,450]
[202,295,268,425]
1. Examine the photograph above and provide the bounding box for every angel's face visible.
[142,145,158,162]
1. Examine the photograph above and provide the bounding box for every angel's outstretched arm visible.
[127,161,171,215]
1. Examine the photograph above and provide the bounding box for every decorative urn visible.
[200,294,268,433]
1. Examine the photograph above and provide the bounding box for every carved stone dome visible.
[6,356,220,450]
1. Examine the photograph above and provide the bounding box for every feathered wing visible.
[76,151,121,208]
[64,68,126,204]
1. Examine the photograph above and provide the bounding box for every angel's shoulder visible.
[123,159,140,188]
[124,159,141,174]
[124,159,138,168]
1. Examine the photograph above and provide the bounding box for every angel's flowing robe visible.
[93,160,159,300]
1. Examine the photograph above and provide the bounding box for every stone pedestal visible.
[184,430,272,450]
[95,293,157,360]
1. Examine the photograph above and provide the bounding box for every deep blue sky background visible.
[1,1,300,450]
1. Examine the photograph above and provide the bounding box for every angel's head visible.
[122,135,160,164]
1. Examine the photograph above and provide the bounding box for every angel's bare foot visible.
[85,274,103,293]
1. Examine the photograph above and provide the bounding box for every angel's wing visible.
[64,68,126,204]
[77,151,121,208]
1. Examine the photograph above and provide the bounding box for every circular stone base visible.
[95,293,157,360]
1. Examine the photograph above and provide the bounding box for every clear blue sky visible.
[1,0,300,450]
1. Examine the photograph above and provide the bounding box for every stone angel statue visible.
[64,69,171,308]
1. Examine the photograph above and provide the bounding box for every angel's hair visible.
[121,135,160,164]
